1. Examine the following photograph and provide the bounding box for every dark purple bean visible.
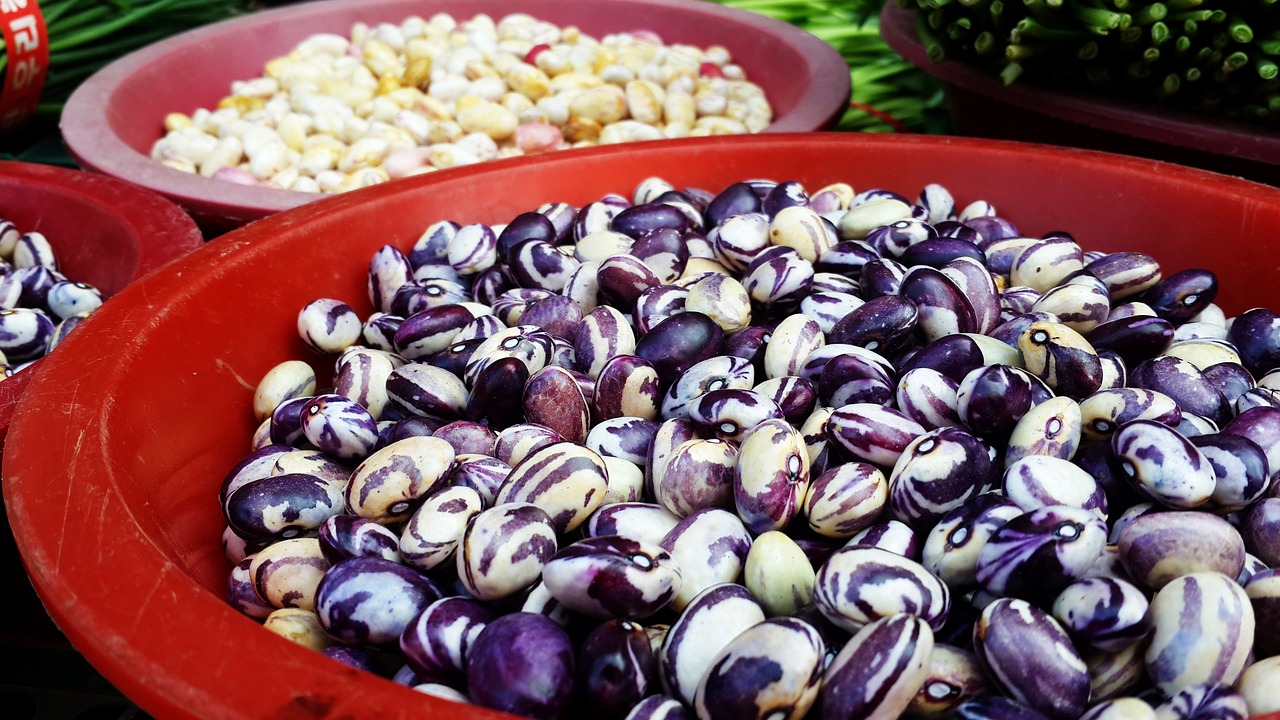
[1227,308,1280,376]
[576,620,655,719]
[829,295,919,356]
[464,356,529,429]
[523,366,591,444]
[612,202,689,239]
[705,181,761,227]
[468,613,575,720]
[1086,316,1176,367]
[1241,497,1280,567]
[1141,269,1217,324]
[901,238,986,268]
[428,420,495,456]
[498,211,558,261]
[901,333,986,384]
[635,312,724,387]
[428,338,484,379]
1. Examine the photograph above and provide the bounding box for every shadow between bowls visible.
[0,160,204,450]
[6,133,1280,720]
[879,3,1280,187]
[60,0,851,235]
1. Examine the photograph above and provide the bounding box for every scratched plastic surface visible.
[61,0,851,233]
[6,134,1280,720]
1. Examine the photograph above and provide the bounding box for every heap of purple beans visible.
[222,174,1280,720]
[0,219,103,373]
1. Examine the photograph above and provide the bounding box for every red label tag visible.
[0,0,47,130]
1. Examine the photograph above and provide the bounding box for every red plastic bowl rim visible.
[879,2,1280,167]
[0,160,203,447]
[8,133,1280,720]
[60,0,852,225]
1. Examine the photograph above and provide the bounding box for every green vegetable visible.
[712,0,950,133]
[0,0,251,120]
[900,0,1280,124]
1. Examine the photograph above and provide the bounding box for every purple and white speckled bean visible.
[399,485,483,571]
[659,508,752,611]
[542,535,681,620]
[694,617,825,720]
[974,597,1090,720]
[820,613,934,720]
[660,582,765,708]
[345,436,455,523]
[496,441,608,534]
[456,502,558,601]
[814,545,949,633]
[1146,572,1254,695]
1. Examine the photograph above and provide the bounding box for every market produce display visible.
[898,0,1280,124]
[713,0,949,133]
[220,172,1280,719]
[0,219,100,372]
[151,12,773,193]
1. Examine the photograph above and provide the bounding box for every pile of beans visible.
[153,13,771,194]
[0,220,102,375]
[223,174,1280,720]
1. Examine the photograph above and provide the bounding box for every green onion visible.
[903,0,1280,125]
[25,0,250,119]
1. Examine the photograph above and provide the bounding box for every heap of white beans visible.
[151,12,774,194]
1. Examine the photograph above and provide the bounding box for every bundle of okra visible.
[900,0,1279,124]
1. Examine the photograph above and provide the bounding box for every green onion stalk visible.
[0,0,252,163]
[898,0,1280,124]
[28,0,254,118]
[712,0,951,133]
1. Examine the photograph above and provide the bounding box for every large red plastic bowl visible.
[879,2,1280,187]
[0,160,203,449]
[6,134,1280,720]
[60,0,851,234]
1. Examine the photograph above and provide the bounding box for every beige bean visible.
[625,80,664,124]
[562,117,602,143]
[456,100,518,140]
[507,64,551,99]
[569,85,628,124]
[663,90,696,125]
